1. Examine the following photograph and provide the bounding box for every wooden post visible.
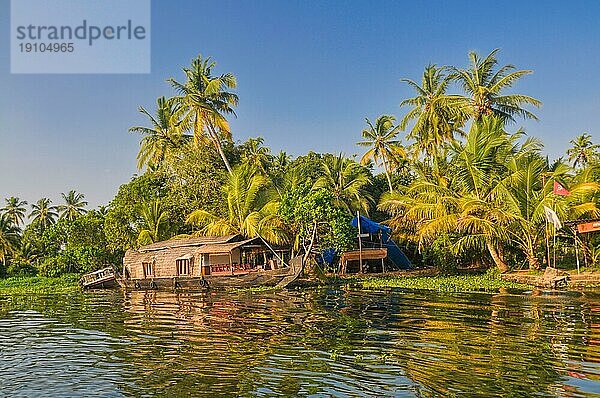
[229,251,233,275]
[357,211,363,273]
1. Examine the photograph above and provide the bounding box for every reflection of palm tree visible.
[1,197,28,226]
[313,154,372,215]
[0,214,20,265]
[567,133,599,169]
[129,96,190,170]
[358,115,405,193]
[451,49,541,122]
[29,198,58,229]
[400,65,468,158]
[169,54,238,174]
[187,165,287,244]
[58,190,88,221]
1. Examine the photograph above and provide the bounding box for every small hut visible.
[123,234,285,280]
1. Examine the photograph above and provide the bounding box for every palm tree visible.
[313,154,372,215]
[186,165,287,244]
[1,197,28,226]
[567,133,599,169]
[169,54,238,174]
[400,65,469,157]
[29,198,58,229]
[129,96,191,170]
[0,214,20,265]
[379,117,539,272]
[241,137,272,174]
[358,115,406,193]
[58,190,88,221]
[451,49,541,122]
[137,200,173,246]
[506,157,600,269]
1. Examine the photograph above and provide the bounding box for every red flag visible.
[553,181,570,196]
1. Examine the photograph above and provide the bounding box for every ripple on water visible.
[0,288,598,397]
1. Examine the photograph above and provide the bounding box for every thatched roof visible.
[138,234,239,252]
[195,238,260,254]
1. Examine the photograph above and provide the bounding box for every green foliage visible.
[57,190,88,221]
[358,115,406,192]
[1,197,28,226]
[186,164,287,244]
[37,210,118,276]
[280,186,355,252]
[162,144,228,221]
[313,153,373,215]
[0,274,80,294]
[129,96,191,170]
[137,199,175,246]
[358,269,531,292]
[5,259,38,277]
[104,172,172,251]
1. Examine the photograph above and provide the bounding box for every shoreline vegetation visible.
[0,274,80,294]
[1,48,600,291]
[0,271,534,295]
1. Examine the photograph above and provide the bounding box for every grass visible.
[354,270,532,293]
[0,274,81,294]
[226,285,283,294]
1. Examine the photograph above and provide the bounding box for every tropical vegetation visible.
[1,49,599,280]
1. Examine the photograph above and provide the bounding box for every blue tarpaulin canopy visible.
[351,215,391,234]
[351,215,412,269]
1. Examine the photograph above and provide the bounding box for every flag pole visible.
[553,223,557,269]
[357,211,363,273]
[543,175,551,268]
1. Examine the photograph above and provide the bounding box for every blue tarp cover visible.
[351,215,391,234]
[351,215,412,269]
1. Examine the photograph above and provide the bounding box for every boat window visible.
[142,262,153,278]
[176,258,192,275]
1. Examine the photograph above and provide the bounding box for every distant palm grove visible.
[1,49,599,278]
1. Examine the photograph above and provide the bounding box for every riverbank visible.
[0,274,81,294]
[5,268,599,295]
[501,269,600,289]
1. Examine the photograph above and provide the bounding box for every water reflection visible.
[0,288,598,397]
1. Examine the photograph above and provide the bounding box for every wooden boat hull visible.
[84,278,120,289]
[119,267,299,291]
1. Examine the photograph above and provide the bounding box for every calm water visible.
[0,287,599,397]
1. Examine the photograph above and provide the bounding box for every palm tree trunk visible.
[526,251,540,270]
[486,240,509,273]
[206,123,233,174]
[383,157,393,193]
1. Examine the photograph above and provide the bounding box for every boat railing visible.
[80,266,115,286]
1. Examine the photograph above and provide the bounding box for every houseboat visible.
[119,234,301,290]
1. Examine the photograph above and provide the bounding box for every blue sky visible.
[1,0,599,207]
